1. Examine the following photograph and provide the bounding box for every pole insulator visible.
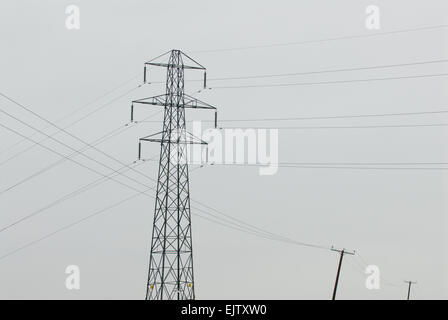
[131,104,134,122]
[138,141,142,160]
[214,111,217,129]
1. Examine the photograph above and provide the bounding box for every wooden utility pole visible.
[404,280,417,300]
[331,247,355,300]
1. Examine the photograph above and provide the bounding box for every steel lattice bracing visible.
[136,50,217,300]
[146,50,193,300]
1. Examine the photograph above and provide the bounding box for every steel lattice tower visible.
[131,50,217,300]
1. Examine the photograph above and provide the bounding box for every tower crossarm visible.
[183,94,217,110]
[132,94,216,109]
[145,62,205,70]
[132,94,167,106]
[131,94,218,127]
[138,131,208,160]
[142,50,207,83]
[144,50,206,70]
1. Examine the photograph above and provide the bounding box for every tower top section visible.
[145,49,206,70]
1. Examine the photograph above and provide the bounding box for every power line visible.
[0,144,328,250]
[0,108,157,196]
[0,110,162,195]
[144,158,448,168]
[207,73,448,90]
[183,58,448,83]
[274,165,448,171]
[0,165,330,262]
[139,108,448,126]
[0,124,122,193]
[137,155,330,248]
[0,147,409,295]
[0,112,314,249]
[0,116,196,240]
[0,120,159,196]
[190,197,329,250]
[273,161,448,166]
[189,24,448,53]
[0,85,141,169]
[0,188,264,261]
[0,158,151,233]
[0,56,442,155]
[200,163,448,171]
[192,109,448,123]
[219,123,448,130]
[0,90,252,247]
[0,122,125,170]
[0,85,340,250]
[0,54,431,296]
[147,58,448,87]
[0,89,268,261]
[0,187,153,261]
[353,254,404,289]
[192,210,328,249]
[0,89,188,196]
[0,90,421,294]
[0,164,408,298]
[275,164,448,170]
[344,256,403,291]
[0,74,140,157]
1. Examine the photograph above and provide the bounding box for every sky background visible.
[0,0,447,299]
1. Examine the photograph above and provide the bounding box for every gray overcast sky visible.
[0,0,447,299]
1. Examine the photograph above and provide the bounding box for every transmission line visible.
[0,89,232,239]
[190,198,329,249]
[0,74,140,157]
[0,109,162,195]
[143,158,448,170]
[193,109,448,123]
[0,165,330,262]
[220,123,448,130]
[0,146,326,250]
[202,163,448,171]
[207,73,448,90]
[0,84,141,168]
[0,158,154,233]
[0,121,155,193]
[0,154,409,294]
[174,58,448,84]
[353,253,405,289]
[0,105,290,246]
[189,23,448,53]
[0,90,197,195]
[0,108,158,196]
[0,187,153,261]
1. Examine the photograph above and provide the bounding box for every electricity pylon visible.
[131,50,217,300]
